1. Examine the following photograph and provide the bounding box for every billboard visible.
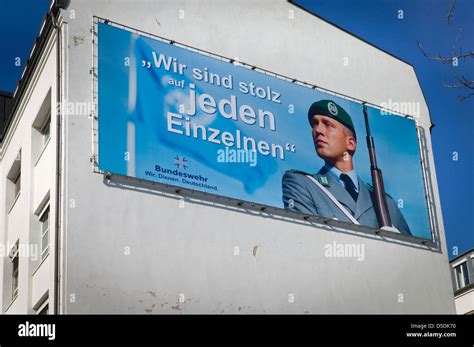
[97,22,431,239]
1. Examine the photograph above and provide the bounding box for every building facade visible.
[0,0,456,314]
[449,249,474,314]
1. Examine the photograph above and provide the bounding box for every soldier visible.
[282,99,411,235]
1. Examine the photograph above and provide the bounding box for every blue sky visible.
[0,1,472,257]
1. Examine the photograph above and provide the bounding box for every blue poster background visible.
[98,22,431,239]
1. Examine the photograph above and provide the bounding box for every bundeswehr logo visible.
[174,155,188,169]
[328,102,338,116]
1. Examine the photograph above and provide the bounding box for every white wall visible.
[59,0,454,313]
[455,289,474,315]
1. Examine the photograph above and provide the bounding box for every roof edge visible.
[0,2,61,143]
[449,248,474,263]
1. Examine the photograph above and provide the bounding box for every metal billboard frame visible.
[90,16,440,251]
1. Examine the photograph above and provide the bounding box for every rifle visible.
[363,104,392,228]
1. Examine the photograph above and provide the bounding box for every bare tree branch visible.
[444,77,474,100]
[459,93,474,101]
[417,0,472,101]
[443,81,474,89]
[459,76,474,89]
[417,41,474,65]
[446,0,456,24]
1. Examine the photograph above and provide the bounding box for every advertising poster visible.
[98,22,431,238]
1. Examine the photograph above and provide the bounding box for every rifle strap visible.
[305,175,360,225]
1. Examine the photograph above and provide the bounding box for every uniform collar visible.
[317,165,372,218]
[324,163,359,192]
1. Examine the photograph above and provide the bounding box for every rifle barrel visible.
[363,104,392,227]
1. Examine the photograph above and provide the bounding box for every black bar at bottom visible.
[0,314,472,345]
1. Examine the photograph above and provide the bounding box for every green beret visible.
[307,99,356,139]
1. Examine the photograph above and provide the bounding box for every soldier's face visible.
[310,115,356,164]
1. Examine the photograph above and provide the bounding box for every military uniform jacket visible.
[282,166,412,235]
